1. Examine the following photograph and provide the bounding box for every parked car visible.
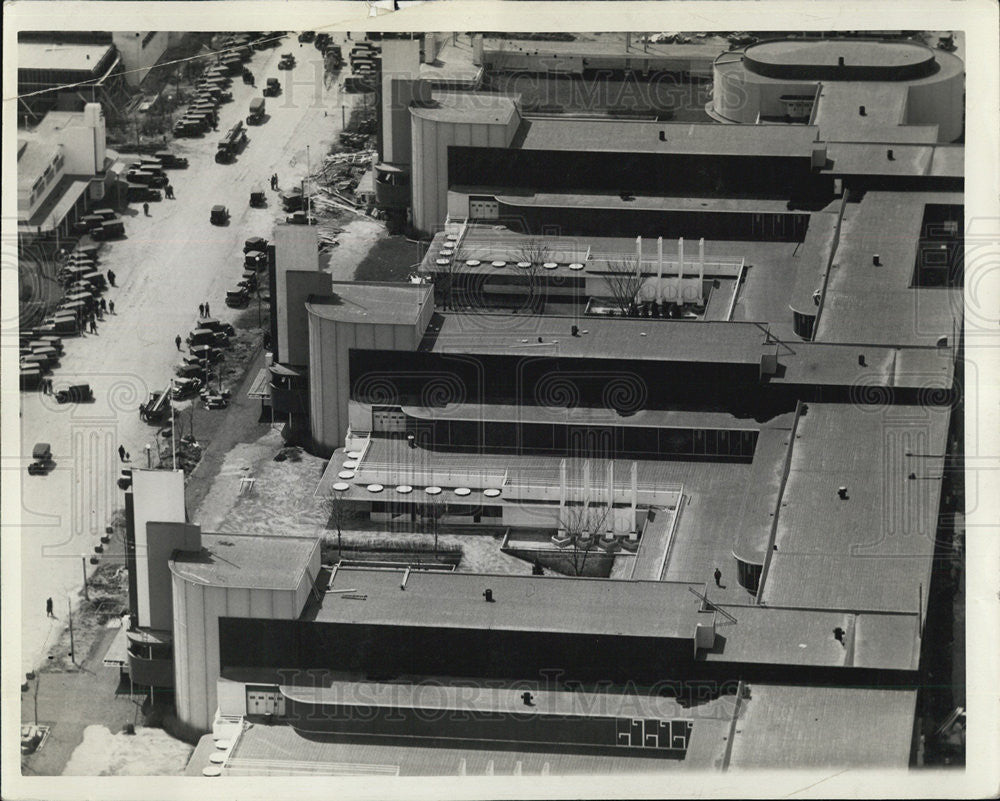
[171,377,203,400]
[210,205,230,225]
[244,236,268,253]
[28,443,53,475]
[263,77,281,97]
[278,53,296,70]
[298,31,316,43]
[91,208,118,221]
[189,344,224,364]
[199,317,236,338]
[92,220,125,241]
[280,187,304,212]
[154,151,189,169]
[55,384,94,404]
[249,188,266,208]
[187,328,229,348]
[175,362,205,379]
[244,249,267,269]
[71,214,105,235]
[225,288,251,308]
[127,183,163,202]
[285,210,316,225]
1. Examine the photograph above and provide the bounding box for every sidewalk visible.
[21,625,140,777]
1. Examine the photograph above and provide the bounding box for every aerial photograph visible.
[4,9,996,799]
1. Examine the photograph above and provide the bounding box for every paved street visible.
[17,35,357,675]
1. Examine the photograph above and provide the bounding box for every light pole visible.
[66,596,76,666]
[80,556,89,601]
[145,444,152,468]
[170,379,177,470]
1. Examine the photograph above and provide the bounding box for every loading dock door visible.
[246,685,286,716]
[469,196,499,220]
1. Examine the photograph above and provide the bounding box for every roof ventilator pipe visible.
[872,254,881,266]
[838,56,845,67]
[887,149,895,161]
[658,130,666,142]
[859,105,866,116]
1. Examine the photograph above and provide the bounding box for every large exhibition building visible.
[117,34,963,776]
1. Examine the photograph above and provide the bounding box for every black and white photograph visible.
[3,2,998,798]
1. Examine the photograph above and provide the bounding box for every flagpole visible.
[170,379,177,470]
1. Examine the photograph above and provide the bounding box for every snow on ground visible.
[193,429,531,574]
[62,725,193,776]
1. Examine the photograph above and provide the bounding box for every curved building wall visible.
[307,311,426,456]
[411,112,520,233]
[906,73,964,143]
[171,572,312,732]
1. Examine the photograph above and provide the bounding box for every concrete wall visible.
[380,39,426,166]
[411,111,520,233]
[274,224,325,365]
[112,32,170,87]
[145,522,201,631]
[171,540,321,732]
[906,73,964,143]
[308,315,425,455]
[131,469,186,628]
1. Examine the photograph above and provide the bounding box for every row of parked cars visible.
[71,208,124,241]
[20,245,107,391]
[225,236,269,307]
[173,58,238,138]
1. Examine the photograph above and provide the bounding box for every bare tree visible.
[516,238,550,312]
[557,503,611,576]
[324,491,350,561]
[602,257,645,317]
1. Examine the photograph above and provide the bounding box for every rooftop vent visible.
[858,354,866,366]
[872,254,881,266]
[859,105,866,116]
[837,486,849,500]
[483,588,494,602]
[838,56,845,67]
[658,130,666,142]
[887,149,895,160]
[936,335,949,348]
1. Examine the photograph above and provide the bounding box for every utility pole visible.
[170,379,177,470]
[81,556,89,601]
[67,597,76,666]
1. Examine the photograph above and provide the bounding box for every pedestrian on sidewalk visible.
[46,597,54,618]
[109,300,115,315]
[125,451,131,463]
[199,303,205,318]
[175,334,182,351]
[99,298,107,315]
[143,202,150,217]
[107,270,116,287]
[166,184,174,199]
[713,567,722,587]
[118,444,126,462]
[89,316,98,334]
[204,302,210,316]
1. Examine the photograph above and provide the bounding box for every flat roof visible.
[517,118,820,157]
[822,141,963,177]
[699,605,921,671]
[748,39,933,69]
[401,403,763,431]
[410,92,519,125]
[422,312,769,364]
[16,139,61,190]
[491,189,804,214]
[812,82,909,139]
[482,35,723,63]
[816,191,962,346]
[760,402,948,612]
[305,282,431,325]
[169,533,316,591]
[728,684,917,768]
[18,41,114,73]
[311,566,705,639]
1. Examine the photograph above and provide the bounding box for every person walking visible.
[175,334,183,351]
[46,597,54,618]
[199,303,205,318]
[125,451,131,463]
[107,269,116,287]
[109,300,115,315]
[713,567,722,587]
[89,315,98,334]
[99,298,107,315]
[166,184,174,199]
[204,302,210,316]
[118,444,126,462]
[143,202,150,217]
